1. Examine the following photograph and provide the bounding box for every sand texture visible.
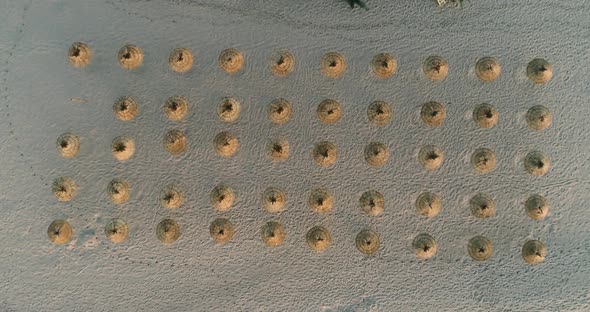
[1,0,590,311]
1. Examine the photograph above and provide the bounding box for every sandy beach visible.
[0,0,589,310]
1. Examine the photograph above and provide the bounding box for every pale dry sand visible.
[4,0,590,310]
